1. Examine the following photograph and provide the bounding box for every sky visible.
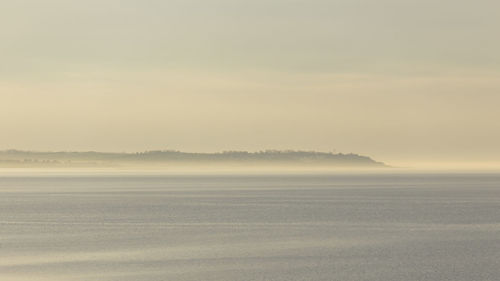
[1,0,499,166]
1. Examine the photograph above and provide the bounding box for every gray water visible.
[1,173,499,281]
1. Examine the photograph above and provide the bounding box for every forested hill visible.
[0,150,386,167]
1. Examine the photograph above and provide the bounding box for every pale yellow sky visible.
[1,0,499,166]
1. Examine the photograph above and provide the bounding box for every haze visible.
[1,0,499,168]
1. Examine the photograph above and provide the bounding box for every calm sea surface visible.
[1,173,499,281]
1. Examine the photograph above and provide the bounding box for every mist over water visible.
[3,1,499,280]
[1,173,500,281]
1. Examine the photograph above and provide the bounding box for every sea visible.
[1,172,499,281]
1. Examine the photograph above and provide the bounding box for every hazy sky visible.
[1,0,499,165]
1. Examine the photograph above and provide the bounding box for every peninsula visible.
[0,150,386,168]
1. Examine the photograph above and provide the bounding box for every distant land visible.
[0,150,387,168]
